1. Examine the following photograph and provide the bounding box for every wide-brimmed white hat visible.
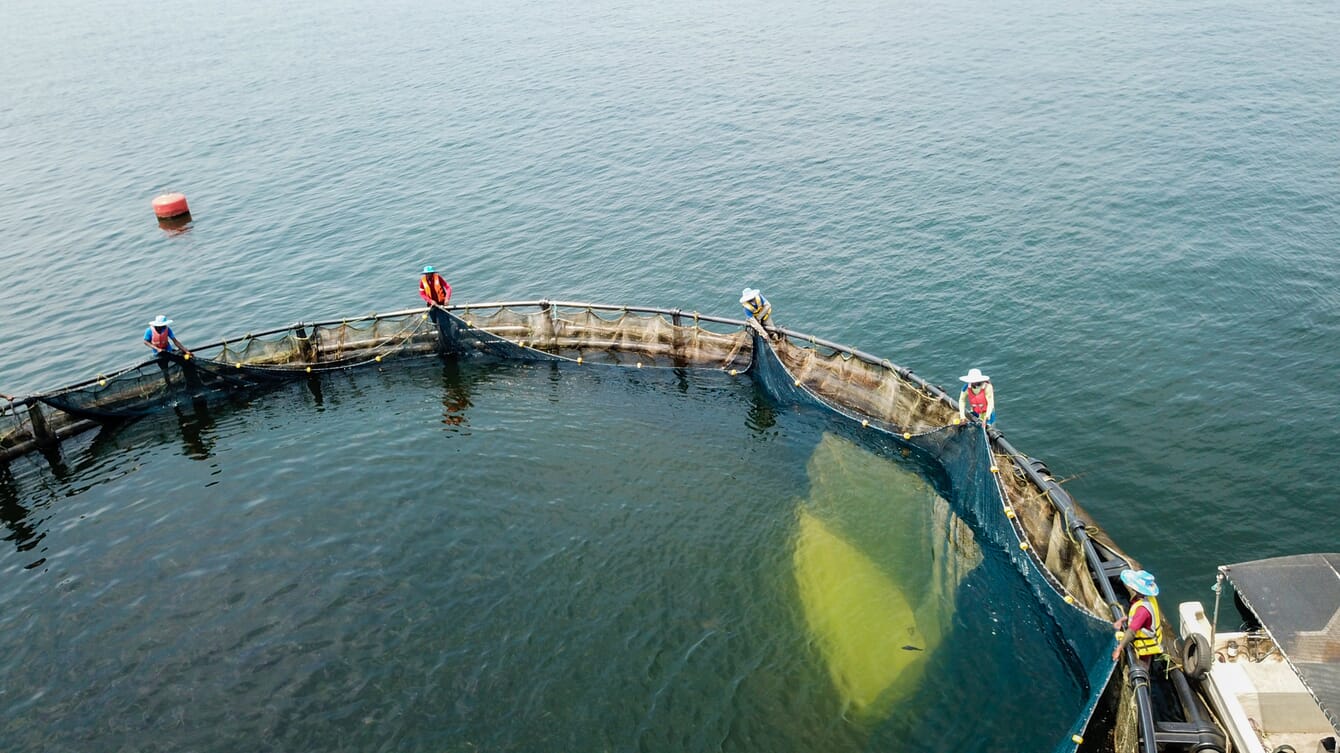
[739,287,760,304]
[959,367,989,384]
[149,315,173,327]
[1120,568,1159,597]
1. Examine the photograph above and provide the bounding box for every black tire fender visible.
[1181,632,1212,681]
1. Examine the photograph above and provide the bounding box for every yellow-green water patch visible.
[793,433,982,719]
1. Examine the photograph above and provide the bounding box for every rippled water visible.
[3,0,1339,748]
[1,360,1080,751]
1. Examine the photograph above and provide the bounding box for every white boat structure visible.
[1179,553,1340,753]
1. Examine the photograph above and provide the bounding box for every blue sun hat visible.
[422,265,435,274]
[1120,569,1159,597]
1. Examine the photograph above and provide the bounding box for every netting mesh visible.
[750,330,1117,751]
[441,305,751,370]
[39,359,204,419]
[2,300,1138,748]
[773,339,957,433]
[215,313,435,369]
[994,454,1108,614]
[20,311,438,426]
[764,337,1108,618]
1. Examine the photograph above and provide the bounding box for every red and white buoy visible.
[151,192,191,220]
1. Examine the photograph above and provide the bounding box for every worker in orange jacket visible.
[419,265,452,307]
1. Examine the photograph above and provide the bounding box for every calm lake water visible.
[3,0,1339,749]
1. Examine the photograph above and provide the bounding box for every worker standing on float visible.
[1111,569,1166,666]
[419,266,452,307]
[143,315,191,358]
[143,314,192,389]
[740,287,781,340]
[957,368,996,425]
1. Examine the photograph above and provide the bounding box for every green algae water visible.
[1,360,1085,751]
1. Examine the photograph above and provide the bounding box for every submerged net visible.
[750,332,1117,749]
[2,300,1137,750]
[793,432,984,719]
[765,338,1109,617]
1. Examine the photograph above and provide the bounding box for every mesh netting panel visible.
[28,313,438,424]
[216,332,306,366]
[995,455,1108,615]
[39,360,189,418]
[438,308,566,361]
[308,314,436,364]
[772,339,957,433]
[439,306,751,370]
[751,333,1117,750]
[209,313,436,370]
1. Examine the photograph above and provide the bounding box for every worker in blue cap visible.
[419,265,452,307]
[1112,569,1165,664]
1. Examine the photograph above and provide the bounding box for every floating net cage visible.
[0,299,1194,752]
[439,303,752,369]
[1,310,438,457]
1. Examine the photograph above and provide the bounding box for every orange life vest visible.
[420,274,451,305]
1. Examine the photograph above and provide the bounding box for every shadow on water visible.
[174,396,216,460]
[439,357,476,430]
[746,383,779,434]
[0,462,43,559]
[305,372,325,408]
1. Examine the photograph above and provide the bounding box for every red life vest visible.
[150,326,170,351]
[420,274,451,305]
[967,386,989,415]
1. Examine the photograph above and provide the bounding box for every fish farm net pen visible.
[1,298,1200,753]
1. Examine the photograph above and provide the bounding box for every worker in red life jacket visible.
[957,368,995,425]
[419,266,452,307]
[143,315,190,357]
[1112,569,1165,665]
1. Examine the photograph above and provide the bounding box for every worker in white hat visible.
[143,315,191,357]
[957,367,995,425]
[739,287,780,340]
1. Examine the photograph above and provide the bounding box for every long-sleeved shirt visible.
[958,383,995,422]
